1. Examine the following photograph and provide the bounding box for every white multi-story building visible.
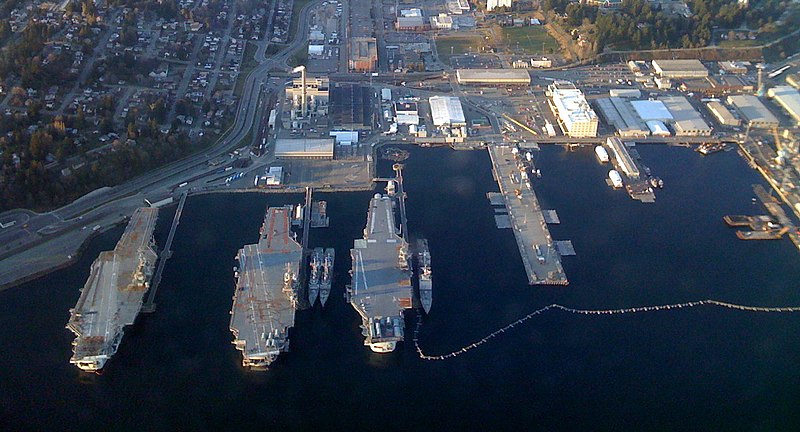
[547,81,598,137]
[487,0,512,11]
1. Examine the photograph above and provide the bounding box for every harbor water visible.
[1,145,799,430]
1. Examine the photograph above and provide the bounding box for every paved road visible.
[0,0,327,276]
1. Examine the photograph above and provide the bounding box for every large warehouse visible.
[274,138,334,159]
[548,81,598,138]
[727,95,780,129]
[706,101,741,126]
[429,96,466,127]
[594,97,648,137]
[660,96,712,136]
[330,83,373,130]
[767,86,800,125]
[630,100,673,123]
[455,69,531,85]
[651,59,708,78]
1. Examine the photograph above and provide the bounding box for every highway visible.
[0,0,328,288]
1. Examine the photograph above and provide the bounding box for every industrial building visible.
[283,67,329,128]
[607,137,639,178]
[455,69,531,85]
[430,14,453,30]
[349,37,378,72]
[330,83,373,130]
[678,76,754,96]
[651,59,709,78]
[706,101,741,126]
[274,138,334,159]
[447,0,470,14]
[630,100,673,123]
[646,120,670,136]
[254,166,284,187]
[487,0,512,11]
[396,16,428,31]
[609,88,641,98]
[394,101,420,125]
[727,95,780,129]
[661,96,713,136]
[767,86,800,125]
[594,97,648,137]
[718,61,749,74]
[429,96,466,127]
[547,81,598,138]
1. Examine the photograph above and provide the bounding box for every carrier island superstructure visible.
[66,207,159,372]
[349,193,413,353]
[230,206,302,368]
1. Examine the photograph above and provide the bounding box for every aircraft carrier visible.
[66,207,159,372]
[349,194,413,353]
[230,206,302,368]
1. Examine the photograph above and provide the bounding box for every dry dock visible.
[348,194,414,353]
[66,207,159,372]
[488,145,568,285]
[230,206,302,368]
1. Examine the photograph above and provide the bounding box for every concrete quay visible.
[488,145,568,285]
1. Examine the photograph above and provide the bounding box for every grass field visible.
[435,36,485,64]
[501,26,559,54]
[234,42,258,98]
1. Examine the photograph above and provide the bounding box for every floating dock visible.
[230,206,302,368]
[66,207,159,372]
[310,200,329,228]
[348,194,413,353]
[605,138,656,203]
[488,145,568,285]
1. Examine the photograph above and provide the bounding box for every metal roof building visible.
[594,97,648,137]
[767,86,800,125]
[651,59,708,78]
[456,69,531,85]
[429,96,466,126]
[274,138,334,159]
[630,100,673,122]
[706,101,741,126]
[727,95,780,129]
[661,96,712,136]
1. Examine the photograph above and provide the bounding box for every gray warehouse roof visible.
[727,95,780,127]
[274,138,334,158]
[660,96,712,136]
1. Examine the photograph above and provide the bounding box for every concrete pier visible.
[488,145,568,285]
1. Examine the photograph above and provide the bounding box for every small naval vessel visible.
[416,239,433,313]
[319,248,334,307]
[308,248,323,306]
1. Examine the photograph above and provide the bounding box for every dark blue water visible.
[1,145,799,430]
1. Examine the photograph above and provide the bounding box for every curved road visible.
[0,0,327,263]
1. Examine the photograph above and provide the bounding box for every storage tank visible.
[594,146,609,163]
[608,170,623,188]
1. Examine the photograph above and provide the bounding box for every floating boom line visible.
[413,299,800,361]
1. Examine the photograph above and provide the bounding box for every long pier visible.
[142,192,187,313]
[393,164,409,243]
[488,145,568,285]
[299,186,313,309]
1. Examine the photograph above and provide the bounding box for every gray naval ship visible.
[319,248,334,307]
[230,206,301,368]
[308,248,323,306]
[348,193,413,353]
[416,239,433,313]
[66,207,159,372]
